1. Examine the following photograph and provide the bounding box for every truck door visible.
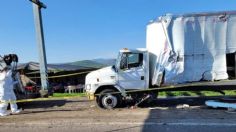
[118,53,146,90]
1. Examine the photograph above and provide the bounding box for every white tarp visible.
[147,11,236,85]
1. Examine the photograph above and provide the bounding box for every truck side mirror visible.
[112,65,118,72]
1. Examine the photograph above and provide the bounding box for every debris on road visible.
[205,98,236,113]
[176,104,190,109]
[149,107,168,110]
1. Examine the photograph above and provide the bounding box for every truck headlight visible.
[86,84,91,90]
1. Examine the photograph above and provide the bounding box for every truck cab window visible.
[120,54,128,69]
[120,53,143,69]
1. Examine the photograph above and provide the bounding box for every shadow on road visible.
[138,96,234,108]
[18,99,90,109]
[19,109,84,115]
[141,96,236,132]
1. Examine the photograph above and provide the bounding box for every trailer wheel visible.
[96,89,122,109]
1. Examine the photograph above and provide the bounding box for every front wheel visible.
[96,89,122,109]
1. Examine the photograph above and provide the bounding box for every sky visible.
[0,0,236,63]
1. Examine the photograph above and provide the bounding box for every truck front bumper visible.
[86,93,95,100]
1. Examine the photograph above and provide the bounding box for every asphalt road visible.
[0,96,236,132]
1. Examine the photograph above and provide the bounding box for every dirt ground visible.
[1,96,236,132]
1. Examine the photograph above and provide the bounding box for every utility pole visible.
[29,0,49,97]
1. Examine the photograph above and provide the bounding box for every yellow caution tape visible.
[0,95,86,104]
[94,79,236,96]
[2,79,234,104]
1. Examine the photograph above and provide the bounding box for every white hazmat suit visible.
[0,69,21,116]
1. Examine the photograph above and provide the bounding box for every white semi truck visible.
[85,11,236,109]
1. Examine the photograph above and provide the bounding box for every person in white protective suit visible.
[0,66,22,116]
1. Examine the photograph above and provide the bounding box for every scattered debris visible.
[149,107,168,110]
[130,106,137,109]
[205,99,236,113]
[176,104,190,109]
[134,94,151,107]
[90,105,96,108]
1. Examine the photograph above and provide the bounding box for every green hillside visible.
[70,60,106,69]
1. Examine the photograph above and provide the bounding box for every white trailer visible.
[85,10,236,109]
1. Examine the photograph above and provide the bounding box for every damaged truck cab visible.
[86,10,236,109]
[85,48,149,108]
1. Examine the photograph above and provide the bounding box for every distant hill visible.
[70,59,116,69]
[18,59,116,72]
[92,59,116,66]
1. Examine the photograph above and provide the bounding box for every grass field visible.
[159,90,236,97]
[52,90,236,98]
[52,93,86,98]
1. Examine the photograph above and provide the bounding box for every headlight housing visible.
[85,84,91,90]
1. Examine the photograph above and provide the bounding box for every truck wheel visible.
[96,89,122,109]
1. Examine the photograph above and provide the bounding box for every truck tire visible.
[96,89,122,109]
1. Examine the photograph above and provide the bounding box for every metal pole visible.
[30,0,49,96]
[235,52,236,78]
